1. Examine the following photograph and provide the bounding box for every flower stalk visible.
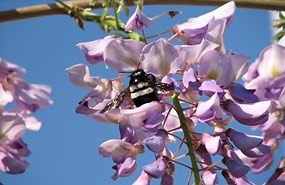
[172,92,200,184]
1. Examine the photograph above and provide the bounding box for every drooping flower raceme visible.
[67,1,283,184]
[0,58,53,174]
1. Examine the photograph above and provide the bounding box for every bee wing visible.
[100,87,130,114]
[155,83,174,94]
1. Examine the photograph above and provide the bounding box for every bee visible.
[100,69,174,113]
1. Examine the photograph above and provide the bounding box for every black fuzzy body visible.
[129,69,159,107]
[100,69,174,113]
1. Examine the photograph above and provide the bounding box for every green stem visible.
[56,0,143,41]
[172,92,200,185]
[100,7,109,22]
[56,0,81,17]
[113,3,120,30]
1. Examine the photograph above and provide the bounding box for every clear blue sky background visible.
[0,0,283,185]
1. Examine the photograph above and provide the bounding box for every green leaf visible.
[279,11,285,19]
[272,30,285,41]
[128,31,144,42]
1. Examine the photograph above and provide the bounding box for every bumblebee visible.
[100,69,174,113]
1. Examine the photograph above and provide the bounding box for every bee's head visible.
[130,69,146,77]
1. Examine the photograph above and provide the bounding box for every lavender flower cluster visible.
[0,58,53,174]
[67,1,284,184]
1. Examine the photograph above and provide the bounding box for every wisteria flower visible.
[98,139,144,180]
[0,115,29,174]
[198,50,250,88]
[0,58,52,174]
[143,156,168,178]
[77,37,114,65]
[222,150,250,178]
[12,78,53,112]
[265,157,285,184]
[173,1,235,50]
[125,6,154,31]
[144,129,168,153]
[222,99,271,126]
[66,64,104,89]
[133,170,151,185]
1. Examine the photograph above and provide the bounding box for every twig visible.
[168,133,187,144]
[170,159,193,170]
[1,0,285,23]
[173,138,185,158]
[173,153,189,160]
[187,171,193,185]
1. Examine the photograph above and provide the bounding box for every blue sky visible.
[0,1,283,185]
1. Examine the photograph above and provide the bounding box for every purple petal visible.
[66,64,103,89]
[202,170,218,185]
[228,83,259,103]
[104,39,145,72]
[204,19,227,52]
[226,128,263,150]
[3,108,42,131]
[112,156,137,180]
[198,50,233,88]
[0,58,26,77]
[125,113,146,130]
[182,39,219,65]
[125,7,153,31]
[141,39,184,76]
[199,80,224,97]
[162,76,182,91]
[13,78,53,112]
[77,38,113,65]
[0,115,25,144]
[196,93,224,121]
[202,133,221,155]
[142,110,164,132]
[196,145,213,168]
[119,123,138,144]
[144,129,168,153]
[242,59,259,83]
[176,16,212,45]
[204,1,236,28]
[141,39,213,76]
[133,171,151,185]
[222,156,249,178]
[161,173,174,185]
[257,44,285,79]
[259,115,281,139]
[265,75,285,101]
[0,84,13,106]
[8,138,30,157]
[120,101,160,115]
[251,152,274,173]
[222,99,271,126]
[98,139,136,163]
[143,157,168,178]
[183,67,200,90]
[235,176,255,185]
[240,144,271,158]
[266,157,285,184]
[230,53,250,80]
[0,149,29,174]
